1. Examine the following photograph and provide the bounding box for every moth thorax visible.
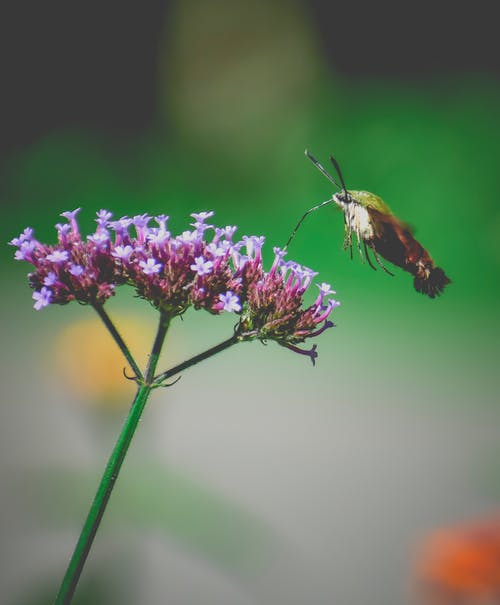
[333,194,374,240]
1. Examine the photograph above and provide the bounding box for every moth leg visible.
[342,222,353,260]
[363,240,377,271]
[342,207,355,260]
[342,221,348,249]
[356,229,364,262]
[368,242,395,276]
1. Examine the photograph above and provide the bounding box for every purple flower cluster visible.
[11,209,339,362]
[11,209,121,308]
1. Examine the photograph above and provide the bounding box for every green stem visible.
[153,332,240,386]
[93,303,144,381]
[144,312,171,384]
[54,312,171,605]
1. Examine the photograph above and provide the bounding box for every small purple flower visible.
[108,217,133,246]
[46,250,69,263]
[87,231,110,246]
[232,252,248,270]
[96,209,113,227]
[155,214,169,229]
[191,211,214,223]
[312,299,337,321]
[192,222,213,235]
[213,226,234,243]
[243,235,265,259]
[112,245,134,261]
[314,282,339,308]
[207,241,232,257]
[9,227,34,246]
[177,230,199,244]
[56,223,71,242]
[317,282,335,296]
[292,265,318,291]
[109,217,133,233]
[147,229,170,245]
[32,287,52,310]
[61,208,81,222]
[43,272,58,286]
[132,214,152,244]
[132,214,152,229]
[139,258,162,275]
[302,267,318,289]
[60,208,81,234]
[219,291,241,313]
[190,256,214,276]
[222,226,237,240]
[269,247,287,276]
[69,264,84,277]
[14,240,36,261]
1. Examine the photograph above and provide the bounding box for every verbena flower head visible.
[11,209,339,363]
[10,208,121,308]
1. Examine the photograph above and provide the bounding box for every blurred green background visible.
[1,1,500,604]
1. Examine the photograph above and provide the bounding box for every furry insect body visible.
[286,152,451,298]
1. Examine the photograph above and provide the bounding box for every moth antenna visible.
[284,199,332,250]
[305,149,341,189]
[329,155,349,200]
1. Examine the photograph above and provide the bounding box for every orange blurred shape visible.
[416,513,500,604]
[54,315,151,408]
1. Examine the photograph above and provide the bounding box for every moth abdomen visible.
[413,266,451,299]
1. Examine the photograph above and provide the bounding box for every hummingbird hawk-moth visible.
[286,150,451,298]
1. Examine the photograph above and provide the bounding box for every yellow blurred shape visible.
[54,314,152,408]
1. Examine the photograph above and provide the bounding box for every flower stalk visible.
[92,303,143,381]
[54,311,170,605]
[54,310,242,604]
[54,383,150,605]
[153,331,240,386]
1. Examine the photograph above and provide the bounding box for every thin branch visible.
[93,304,143,381]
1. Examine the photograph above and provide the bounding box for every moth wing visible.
[354,191,415,233]
[352,191,391,214]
